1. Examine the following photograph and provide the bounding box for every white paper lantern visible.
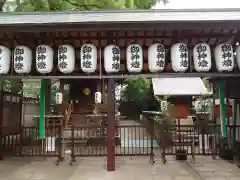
[171,43,189,72]
[148,43,165,72]
[95,92,102,104]
[193,43,211,72]
[214,44,234,72]
[235,45,240,70]
[36,45,53,74]
[0,46,11,74]
[80,43,97,73]
[104,44,120,73]
[14,45,32,74]
[126,44,143,73]
[58,44,75,74]
[55,92,63,104]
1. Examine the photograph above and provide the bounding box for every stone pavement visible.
[186,156,240,180]
[0,156,239,180]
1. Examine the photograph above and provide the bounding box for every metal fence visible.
[1,124,240,161]
[1,126,61,157]
[159,124,221,157]
[65,124,155,157]
[0,124,155,157]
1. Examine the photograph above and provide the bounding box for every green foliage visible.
[121,76,151,103]
[134,0,167,9]
[0,0,6,9]
[12,0,167,12]
[120,76,159,118]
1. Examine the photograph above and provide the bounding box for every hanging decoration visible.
[80,43,97,73]
[193,43,211,72]
[83,88,91,96]
[58,44,75,74]
[95,92,102,104]
[126,44,143,73]
[14,45,32,74]
[214,44,234,72]
[104,44,120,73]
[148,43,165,72]
[55,92,63,104]
[171,43,189,72]
[36,45,53,74]
[0,46,11,74]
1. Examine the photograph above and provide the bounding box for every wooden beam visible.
[4,72,240,79]
[107,78,115,171]
[3,32,236,43]
[0,21,239,33]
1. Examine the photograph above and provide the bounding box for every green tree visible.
[121,76,151,103]
[0,0,7,11]
[12,0,167,11]
[120,76,159,118]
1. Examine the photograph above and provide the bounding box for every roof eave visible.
[1,8,240,26]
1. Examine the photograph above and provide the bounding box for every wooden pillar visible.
[212,81,217,160]
[0,80,3,160]
[59,79,65,161]
[107,78,115,171]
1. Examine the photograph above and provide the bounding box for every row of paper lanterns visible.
[0,43,239,74]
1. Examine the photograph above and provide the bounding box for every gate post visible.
[107,78,115,171]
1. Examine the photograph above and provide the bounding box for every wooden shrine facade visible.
[1,8,240,171]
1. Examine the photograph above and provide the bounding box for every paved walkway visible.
[2,120,239,179]
[0,156,239,180]
[186,156,240,180]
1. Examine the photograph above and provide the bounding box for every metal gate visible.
[2,119,240,165]
[1,91,22,156]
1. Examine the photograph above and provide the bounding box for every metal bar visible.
[70,119,76,165]
[149,118,155,164]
